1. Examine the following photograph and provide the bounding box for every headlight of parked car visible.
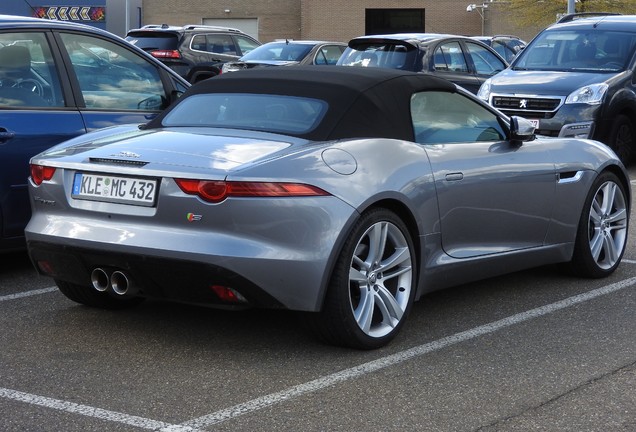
[477,78,492,101]
[565,83,608,105]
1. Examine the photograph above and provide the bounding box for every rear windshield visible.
[240,43,313,61]
[126,33,179,51]
[337,42,417,70]
[513,30,636,72]
[161,93,328,134]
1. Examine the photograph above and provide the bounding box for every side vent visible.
[557,171,583,184]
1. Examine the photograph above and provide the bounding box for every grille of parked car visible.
[492,95,563,114]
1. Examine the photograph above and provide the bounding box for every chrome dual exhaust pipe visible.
[91,268,109,292]
[90,268,135,296]
[110,271,130,296]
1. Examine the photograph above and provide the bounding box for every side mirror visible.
[169,90,185,104]
[509,116,536,143]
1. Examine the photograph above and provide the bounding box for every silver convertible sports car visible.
[26,66,630,349]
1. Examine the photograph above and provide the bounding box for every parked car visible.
[126,24,261,83]
[26,66,629,349]
[478,14,636,164]
[337,33,508,94]
[0,14,189,253]
[221,40,346,73]
[471,35,526,63]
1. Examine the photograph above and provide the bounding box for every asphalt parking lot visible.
[2,170,636,431]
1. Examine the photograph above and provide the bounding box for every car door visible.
[313,44,346,65]
[431,41,481,94]
[55,31,187,132]
[411,90,555,258]
[0,30,86,243]
[233,34,260,56]
[463,41,507,90]
[490,39,517,63]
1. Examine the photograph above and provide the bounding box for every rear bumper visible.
[25,193,357,311]
[28,240,284,309]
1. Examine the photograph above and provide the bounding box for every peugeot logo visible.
[519,99,528,109]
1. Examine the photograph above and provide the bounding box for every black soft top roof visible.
[148,65,457,141]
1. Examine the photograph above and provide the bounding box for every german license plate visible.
[72,172,157,206]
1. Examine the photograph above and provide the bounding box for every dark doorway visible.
[365,9,425,35]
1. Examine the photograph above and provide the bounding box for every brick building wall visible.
[141,0,301,42]
[300,0,482,42]
[140,0,537,43]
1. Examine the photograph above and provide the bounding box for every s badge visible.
[187,213,202,222]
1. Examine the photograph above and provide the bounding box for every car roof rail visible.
[139,24,172,29]
[556,12,621,24]
[134,24,242,33]
[183,24,242,32]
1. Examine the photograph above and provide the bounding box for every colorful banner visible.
[32,6,106,22]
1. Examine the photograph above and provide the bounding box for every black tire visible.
[567,171,629,278]
[306,208,417,349]
[186,66,220,84]
[55,279,144,310]
[607,114,634,165]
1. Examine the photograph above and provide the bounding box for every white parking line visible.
[0,286,57,302]
[622,259,636,264]
[1,277,636,430]
[0,388,199,431]
[178,276,636,429]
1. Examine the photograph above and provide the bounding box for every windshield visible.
[240,42,313,61]
[337,42,417,70]
[513,30,636,72]
[125,33,179,50]
[161,93,328,134]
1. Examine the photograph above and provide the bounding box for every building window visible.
[365,9,425,35]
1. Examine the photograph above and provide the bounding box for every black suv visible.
[478,14,636,163]
[126,24,261,83]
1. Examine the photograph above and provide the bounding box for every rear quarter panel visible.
[231,137,439,307]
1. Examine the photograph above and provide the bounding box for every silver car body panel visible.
[26,117,626,311]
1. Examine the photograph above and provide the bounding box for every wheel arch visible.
[185,64,221,83]
[601,164,632,207]
[566,166,631,277]
[597,88,636,142]
[317,197,423,312]
[567,164,631,243]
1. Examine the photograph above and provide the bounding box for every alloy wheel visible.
[587,180,628,270]
[348,220,413,338]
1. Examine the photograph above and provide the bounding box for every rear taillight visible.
[150,49,181,59]
[174,179,330,203]
[30,164,56,186]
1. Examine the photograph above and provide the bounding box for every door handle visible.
[445,172,464,181]
[0,129,15,144]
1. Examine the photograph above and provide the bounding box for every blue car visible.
[0,15,189,251]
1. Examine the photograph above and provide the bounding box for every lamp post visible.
[466,3,489,36]
[568,0,576,13]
